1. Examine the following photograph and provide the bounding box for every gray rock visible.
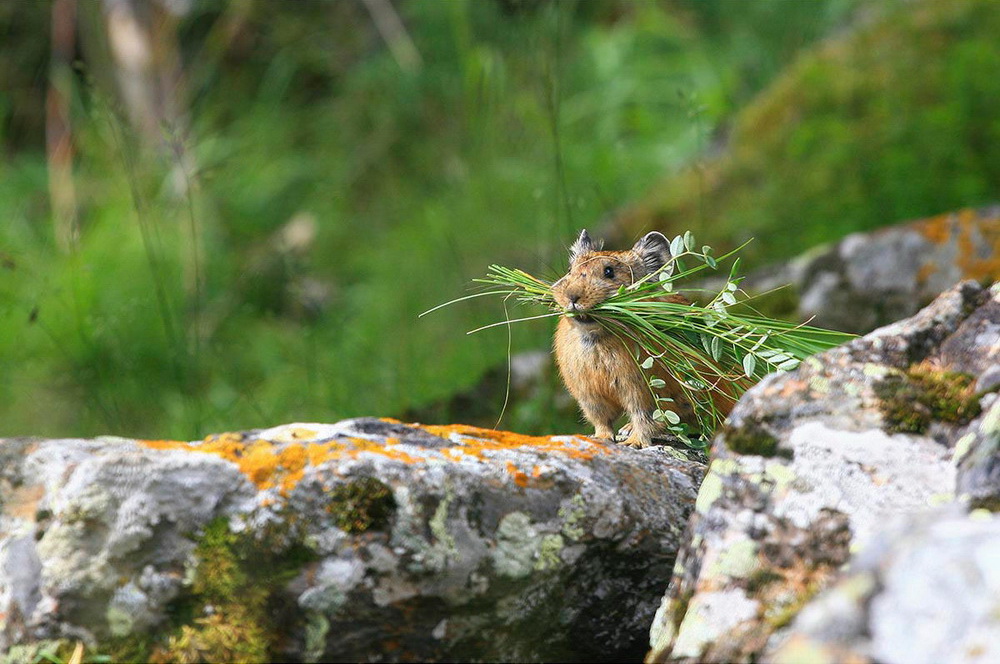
[741,206,1000,333]
[647,281,999,663]
[0,420,704,662]
[955,395,1000,510]
[766,508,1000,664]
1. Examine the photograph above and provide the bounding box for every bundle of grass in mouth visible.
[423,229,853,448]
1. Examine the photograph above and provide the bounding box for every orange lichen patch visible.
[505,462,530,488]
[305,441,347,465]
[916,261,937,287]
[136,433,427,495]
[346,436,423,464]
[420,423,606,462]
[137,439,190,451]
[136,423,606,495]
[203,431,246,445]
[784,380,809,398]
[917,211,954,245]
[956,212,1000,281]
[916,209,1000,281]
[240,440,284,489]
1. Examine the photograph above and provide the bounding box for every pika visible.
[552,229,698,448]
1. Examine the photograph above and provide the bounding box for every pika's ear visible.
[569,229,602,261]
[632,231,671,273]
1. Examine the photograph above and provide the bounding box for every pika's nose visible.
[569,295,580,305]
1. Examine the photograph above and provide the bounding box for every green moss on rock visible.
[136,517,318,663]
[724,422,784,458]
[1,641,72,664]
[327,476,396,534]
[672,588,695,633]
[745,568,784,595]
[876,366,981,434]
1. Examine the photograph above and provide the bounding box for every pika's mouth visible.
[568,313,596,324]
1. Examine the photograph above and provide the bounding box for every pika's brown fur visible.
[552,229,725,448]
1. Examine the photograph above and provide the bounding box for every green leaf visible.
[684,231,695,251]
[778,358,801,371]
[650,378,666,389]
[641,356,655,370]
[722,292,737,305]
[662,280,673,292]
[751,334,769,351]
[705,254,717,268]
[710,336,722,361]
[729,257,742,281]
[663,409,681,424]
[670,235,685,256]
[700,333,713,355]
[742,353,756,377]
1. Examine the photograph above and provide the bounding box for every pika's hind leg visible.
[579,399,622,441]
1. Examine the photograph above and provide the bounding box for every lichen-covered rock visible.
[0,420,704,662]
[729,207,1000,333]
[766,508,1000,664]
[955,396,1000,511]
[647,281,999,663]
[795,207,1000,332]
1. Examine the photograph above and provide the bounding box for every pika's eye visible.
[603,266,615,279]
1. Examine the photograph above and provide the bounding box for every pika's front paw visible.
[621,432,651,449]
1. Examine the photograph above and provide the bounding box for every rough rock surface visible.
[744,206,1000,333]
[647,280,1000,663]
[956,396,1000,510]
[0,420,704,663]
[766,508,1000,664]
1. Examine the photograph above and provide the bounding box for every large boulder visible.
[0,420,704,663]
[744,206,1000,333]
[767,507,1000,664]
[647,280,1000,663]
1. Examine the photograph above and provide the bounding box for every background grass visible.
[1,0,995,440]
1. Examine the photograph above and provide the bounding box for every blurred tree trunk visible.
[100,0,204,303]
[102,0,188,153]
[47,0,79,252]
[362,0,422,73]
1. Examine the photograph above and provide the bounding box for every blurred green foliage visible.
[0,0,990,440]
[621,0,1000,260]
